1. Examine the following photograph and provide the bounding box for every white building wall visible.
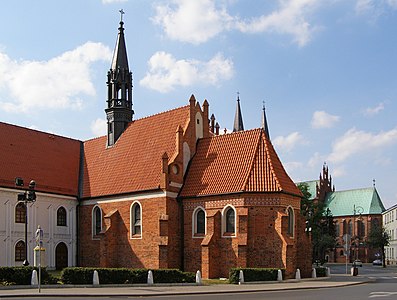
[0,187,78,269]
[383,205,397,265]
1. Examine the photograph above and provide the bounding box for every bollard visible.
[93,270,100,286]
[312,267,317,278]
[238,270,244,285]
[295,268,301,281]
[147,270,154,285]
[326,267,331,277]
[195,270,202,285]
[277,269,283,282]
[31,270,38,286]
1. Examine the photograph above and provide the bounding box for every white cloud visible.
[102,0,127,4]
[355,0,397,17]
[139,51,233,93]
[91,118,107,137]
[273,131,305,152]
[284,161,304,174]
[235,0,321,47]
[328,127,397,163]
[0,42,112,113]
[153,0,232,45]
[308,152,325,168]
[153,0,322,46]
[363,102,385,116]
[332,165,346,178]
[311,110,340,129]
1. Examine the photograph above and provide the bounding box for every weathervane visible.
[119,9,125,22]
[237,91,240,101]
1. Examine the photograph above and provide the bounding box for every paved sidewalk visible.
[0,275,374,298]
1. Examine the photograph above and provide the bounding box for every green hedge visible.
[0,267,55,285]
[229,268,284,284]
[61,267,195,284]
[315,267,327,277]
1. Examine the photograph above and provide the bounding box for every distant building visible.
[300,164,385,263]
[383,205,397,265]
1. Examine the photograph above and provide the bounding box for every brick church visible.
[0,17,311,278]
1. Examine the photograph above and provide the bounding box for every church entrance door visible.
[55,242,68,270]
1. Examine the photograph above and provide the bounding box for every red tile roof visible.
[82,106,190,198]
[179,128,301,198]
[0,122,81,196]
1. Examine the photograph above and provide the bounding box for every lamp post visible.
[15,177,37,266]
[353,205,364,262]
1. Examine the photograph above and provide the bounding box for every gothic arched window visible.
[193,207,206,236]
[130,202,142,237]
[287,207,294,237]
[92,206,102,237]
[223,206,236,236]
[15,240,25,262]
[57,207,67,226]
[335,222,340,237]
[348,220,353,235]
[15,202,26,224]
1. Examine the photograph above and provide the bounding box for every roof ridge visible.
[0,121,82,142]
[134,105,190,123]
[263,132,282,191]
[241,130,263,190]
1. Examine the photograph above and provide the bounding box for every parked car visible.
[373,259,382,266]
[353,259,363,267]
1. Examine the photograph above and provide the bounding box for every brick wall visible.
[78,195,181,269]
[183,193,312,279]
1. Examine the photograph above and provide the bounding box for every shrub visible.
[315,267,327,277]
[0,267,53,285]
[229,268,284,284]
[153,269,195,283]
[61,267,195,284]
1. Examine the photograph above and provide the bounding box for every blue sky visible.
[0,0,396,209]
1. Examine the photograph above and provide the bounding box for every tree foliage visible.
[367,222,390,267]
[297,182,336,264]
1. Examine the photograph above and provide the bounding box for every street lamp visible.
[15,177,37,266]
[353,205,364,262]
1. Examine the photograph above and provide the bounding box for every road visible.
[1,264,396,300]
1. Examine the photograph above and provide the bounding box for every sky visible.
[0,0,396,209]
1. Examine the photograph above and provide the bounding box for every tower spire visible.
[105,10,133,147]
[233,92,244,132]
[261,101,270,140]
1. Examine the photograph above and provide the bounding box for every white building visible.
[383,204,397,265]
[0,122,81,269]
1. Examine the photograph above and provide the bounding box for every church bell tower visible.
[106,10,133,147]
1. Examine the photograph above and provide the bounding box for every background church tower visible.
[105,10,133,147]
[233,93,244,132]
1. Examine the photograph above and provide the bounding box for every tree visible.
[297,182,336,264]
[367,223,390,268]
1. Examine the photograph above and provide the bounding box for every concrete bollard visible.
[277,269,283,282]
[31,270,38,286]
[326,267,331,277]
[312,268,317,278]
[195,270,202,285]
[238,270,244,285]
[147,270,154,285]
[295,268,301,281]
[93,270,100,286]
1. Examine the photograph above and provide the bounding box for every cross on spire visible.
[119,9,125,22]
